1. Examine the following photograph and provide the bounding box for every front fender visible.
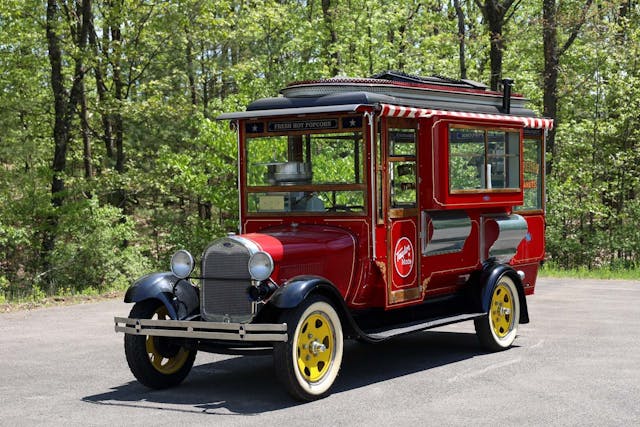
[124,272,199,320]
[269,275,344,309]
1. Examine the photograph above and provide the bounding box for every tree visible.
[542,0,593,174]
[453,0,468,79]
[474,0,520,90]
[43,0,92,287]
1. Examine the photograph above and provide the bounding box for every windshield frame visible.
[240,113,370,217]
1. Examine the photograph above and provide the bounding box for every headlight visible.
[248,251,274,281]
[171,250,194,279]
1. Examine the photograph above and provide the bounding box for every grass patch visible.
[540,263,640,281]
[0,288,124,313]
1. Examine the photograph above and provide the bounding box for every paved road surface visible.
[1,278,639,426]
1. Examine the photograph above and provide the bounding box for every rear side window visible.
[449,126,520,192]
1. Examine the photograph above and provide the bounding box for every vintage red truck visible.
[115,71,552,401]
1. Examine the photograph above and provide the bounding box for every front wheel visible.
[474,274,520,351]
[273,295,344,401]
[124,299,196,389]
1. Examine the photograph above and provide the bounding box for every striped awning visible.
[379,103,554,130]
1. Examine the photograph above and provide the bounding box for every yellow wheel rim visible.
[296,311,335,383]
[145,306,190,375]
[490,282,514,339]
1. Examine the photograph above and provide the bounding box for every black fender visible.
[124,272,199,320]
[269,275,345,309]
[268,275,361,338]
[477,263,529,324]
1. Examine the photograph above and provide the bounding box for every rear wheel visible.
[474,274,520,351]
[124,299,196,389]
[273,295,344,401]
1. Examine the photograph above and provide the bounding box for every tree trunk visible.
[78,0,93,181]
[46,0,69,209]
[111,23,125,175]
[185,27,198,107]
[109,16,127,211]
[89,6,114,162]
[321,0,340,76]
[200,40,210,118]
[475,0,518,91]
[454,0,467,80]
[542,0,593,175]
[542,0,559,174]
[43,0,86,289]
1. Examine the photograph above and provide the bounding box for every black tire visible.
[474,274,520,352]
[273,295,344,401]
[124,299,196,389]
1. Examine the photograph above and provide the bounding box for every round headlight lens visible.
[170,250,194,279]
[248,251,274,281]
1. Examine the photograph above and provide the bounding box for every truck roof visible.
[217,71,541,121]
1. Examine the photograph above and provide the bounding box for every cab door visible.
[385,119,421,306]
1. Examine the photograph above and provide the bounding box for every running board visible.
[362,312,485,341]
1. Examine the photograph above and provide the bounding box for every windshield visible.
[245,117,366,214]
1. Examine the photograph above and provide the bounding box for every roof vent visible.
[501,78,514,114]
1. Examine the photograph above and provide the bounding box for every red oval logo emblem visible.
[394,237,414,278]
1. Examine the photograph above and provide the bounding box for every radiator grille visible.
[201,238,254,322]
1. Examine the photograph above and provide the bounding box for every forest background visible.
[1,0,639,302]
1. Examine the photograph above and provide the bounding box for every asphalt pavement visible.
[1,278,639,426]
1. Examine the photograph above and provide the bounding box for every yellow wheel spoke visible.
[314,347,331,367]
[296,311,335,383]
[151,353,164,370]
[142,306,191,375]
[491,283,515,338]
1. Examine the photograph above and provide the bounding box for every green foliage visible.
[1,0,640,302]
[46,200,150,294]
[545,2,640,270]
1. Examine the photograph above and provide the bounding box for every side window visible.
[389,128,417,208]
[448,126,520,192]
[516,136,544,211]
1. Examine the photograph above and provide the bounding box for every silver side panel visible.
[422,210,472,256]
[485,214,528,263]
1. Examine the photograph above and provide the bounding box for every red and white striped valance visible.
[379,103,553,130]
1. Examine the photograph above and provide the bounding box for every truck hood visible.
[241,224,357,293]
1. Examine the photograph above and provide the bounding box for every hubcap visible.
[146,306,190,375]
[490,282,514,339]
[296,312,335,383]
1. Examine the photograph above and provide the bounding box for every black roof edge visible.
[239,90,535,117]
[216,87,538,120]
[246,91,395,111]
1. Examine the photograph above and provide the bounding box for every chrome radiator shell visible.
[200,237,258,323]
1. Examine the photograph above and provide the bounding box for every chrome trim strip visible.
[543,129,548,215]
[227,235,261,255]
[420,210,427,254]
[364,111,376,260]
[114,317,288,342]
[236,122,242,233]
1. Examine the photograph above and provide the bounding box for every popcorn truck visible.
[115,71,553,401]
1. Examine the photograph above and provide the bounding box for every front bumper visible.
[114,317,288,342]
